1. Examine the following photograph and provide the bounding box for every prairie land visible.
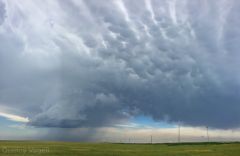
[1,141,240,156]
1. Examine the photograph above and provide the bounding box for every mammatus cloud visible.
[0,0,240,129]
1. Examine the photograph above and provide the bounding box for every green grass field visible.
[0,141,240,156]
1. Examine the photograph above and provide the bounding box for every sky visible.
[0,0,240,142]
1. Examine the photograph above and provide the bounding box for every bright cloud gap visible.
[0,112,29,123]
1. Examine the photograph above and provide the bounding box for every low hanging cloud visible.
[0,0,240,129]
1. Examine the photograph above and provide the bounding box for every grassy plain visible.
[0,141,240,156]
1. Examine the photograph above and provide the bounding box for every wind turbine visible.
[206,126,209,142]
[178,123,181,143]
[151,135,153,144]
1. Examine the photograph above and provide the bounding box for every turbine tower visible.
[178,124,181,143]
[206,126,209,142]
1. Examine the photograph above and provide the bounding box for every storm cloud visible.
[0,0,240,129]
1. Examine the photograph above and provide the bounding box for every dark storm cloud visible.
[0,0,240,129]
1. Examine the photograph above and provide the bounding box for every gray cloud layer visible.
[0,0,240,129]
[0,0,5,25]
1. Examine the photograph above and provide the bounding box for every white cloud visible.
[0,112,29,123]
